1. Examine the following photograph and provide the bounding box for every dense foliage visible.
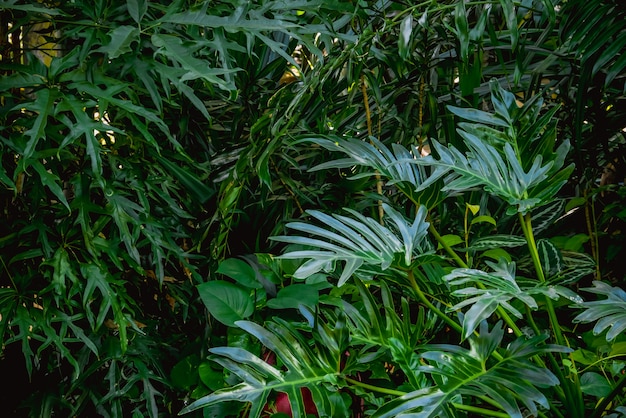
[0,0,625,417]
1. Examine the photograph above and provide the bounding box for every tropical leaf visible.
[573,281,626,341]
[179,316,344,417]
[374,321,570,418]
[301,135,448,208]
[272,204,432,286]
[197,281,254,327]
[445,259,582,339]
[413,80,574,215]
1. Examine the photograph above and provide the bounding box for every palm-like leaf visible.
[445,259,582,339]
[272,204,432,286]
[573,281,626,341]
[373,321,570,418]
[179,317,342,417]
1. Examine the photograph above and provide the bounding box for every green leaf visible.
[0,0,63,14]
[32,161,70,211]
[273,204,432,286]
[447,105,510,128]
[580,372,612,397]
[180,316,339,417]
[171,355,200,390]
[266,284,318,310]
[127,0,147,23]
[537,239,563,278]
[454,1,469,64]
[373,387,445,418]
[469,235,527,250]
[156,156,214,204]
[499,0,519,49]
[151,34,237,90]
[470,215,496,227]
[398,14,413,61]
[80,263,129,352]
[377,322,567,417]
[198,361,225,391]
[574,281,626,341]
[97,26,139,59]
[482,248,512,262]
[197,281,254,327]
[46,247,78,295]
[217,258,263,289]
[564,234,590,252]
[22,88,57,159]
[445,259,572,339]
[437,234,463,250]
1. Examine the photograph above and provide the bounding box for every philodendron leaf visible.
[580,372,612,397]
[197,281,254,327]
[273,204,431,286]
[414,80,572,215]
[179,317,341,417]
[446,259,581,339]
[573,281,626,341]
[375,321,568,418]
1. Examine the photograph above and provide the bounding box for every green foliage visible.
[185,76,626,416]
[3,0,626,416]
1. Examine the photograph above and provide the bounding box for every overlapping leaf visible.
[179,317,344,417]
[374,322,570,418]
[302,136,447,208]
[445,259,582,339]
[272,204,432,285]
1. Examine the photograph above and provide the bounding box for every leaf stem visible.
[344,376,406,397]
[519,212,584,416]
[518,212,565,345]
[407,270,463,334]
[428,222,468,268]
[452,403,509,418]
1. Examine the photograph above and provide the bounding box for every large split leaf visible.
[179,317,346,417]
[272,204,432,285]
[374,322,570,418]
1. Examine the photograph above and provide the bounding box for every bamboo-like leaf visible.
[97,26,139,59]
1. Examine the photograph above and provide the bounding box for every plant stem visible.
[428,222,468,268]
[452,403,509,418]
[518,212,565,345]
[407,270,463,334]
[427,220,523,337]
[344,376,406,397]
[361,75,385,224]
[584,188,601,280]
[519,212,585,416]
